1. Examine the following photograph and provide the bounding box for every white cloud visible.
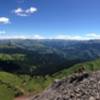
[53,35,84,40]
[26,7,37,14]
[0,33,100,40]
[86,33,97,37]
[50,33,100,40]
[13,7,37,16]
[86,33,100,39]
[0,30,6,34]
[32,35,45,39]
[0,17,10,24]
[14,8,23,13]
[0,34,45,39]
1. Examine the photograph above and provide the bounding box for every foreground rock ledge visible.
[32,71,100,100]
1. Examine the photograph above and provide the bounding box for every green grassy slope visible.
[53,58,100,79]
[0,84,14,100]
[0,71,53,100]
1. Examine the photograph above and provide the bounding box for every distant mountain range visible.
[0,39,100,60]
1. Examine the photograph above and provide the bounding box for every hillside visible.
[53,58,100,79]
[32,58,100,100]
[0,58,100,100]
[33,71,100,100]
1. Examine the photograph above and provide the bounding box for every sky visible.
[0,0,100,39]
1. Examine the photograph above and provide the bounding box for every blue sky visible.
[0,0,100,39]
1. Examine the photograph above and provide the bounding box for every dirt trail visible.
[14,95,33,100]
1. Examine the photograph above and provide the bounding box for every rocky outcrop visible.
[32,71,100,100]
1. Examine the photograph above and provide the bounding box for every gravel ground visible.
[32,71,100,100]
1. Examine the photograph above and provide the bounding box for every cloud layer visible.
[13,7,37,16]
[0,17,10,24]
[52,33,100,40]
[0,33,100,40]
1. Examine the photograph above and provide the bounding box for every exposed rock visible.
[32,71,100,100]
